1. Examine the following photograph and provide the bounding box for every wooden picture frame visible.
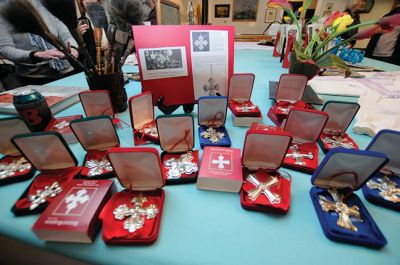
[215,4,230,18]
[232,0,258,21]
[264,8,277,23]
[156,0,181,25]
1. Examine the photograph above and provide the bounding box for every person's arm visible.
[0,21,32,63]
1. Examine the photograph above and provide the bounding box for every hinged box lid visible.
[284,108,329,143]
[156,114,194,153]
[243,130,292,171]
[70,116,119,151]
[228,73,255,102]
[79,90,114,118]
[311,149,388,190]
[366,129,400,174]
[198,96,228,127]
[129,91,155,130]
[322,101,360,133]
[12,132,78,170]
[276,74,308,103]
[0,117,31,156]
[107,147,164,191]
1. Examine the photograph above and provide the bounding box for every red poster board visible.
[132,25,235,106]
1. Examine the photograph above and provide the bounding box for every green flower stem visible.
[315,36,356,61]
[303,28,324,56]
[311,20,378,58]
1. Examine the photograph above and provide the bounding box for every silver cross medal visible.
[322,135,355,149]
[143,125,158,138]
[85,158,113,177]
[246,174,281,204]
[319,189,363,232]
[201,127,225,143]
[0,157,32,179]
[54,120,70,130]
[236,104,256,112]
[29,181,62,210]
[367,176,400,203]
[285,144,313,166]
[163,152,198,179]
[113,193,159,233]
[276,106,292,114]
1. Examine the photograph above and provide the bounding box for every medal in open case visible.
[283,108,328,174]
[240,128,293,214]
[0,117,35,185]
[70,116,119,179]
[100,147,165,245]
[362,129,400,211]
[318,101,360,153]
[129,91,159,145]
[198,96,231,148]
[11,132,82,215]
[156,114,199,184]
[310,148,388,249]
[228,73,262,126]
[267,74,309,126]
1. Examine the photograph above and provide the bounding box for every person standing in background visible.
[365,4,400,65]
[342,0,366,48]
[0,0,79,87]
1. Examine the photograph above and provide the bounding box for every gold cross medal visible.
[310,149,389,248]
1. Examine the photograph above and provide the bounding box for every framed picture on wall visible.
[264,8,277,23]
[215,4,230,18]
[362,0,374,13]
[325,3,333,12]
[233,0,258,21]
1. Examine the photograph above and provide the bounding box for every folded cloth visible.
[353,90,400,137]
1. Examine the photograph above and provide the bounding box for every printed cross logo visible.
[64,189,90,214]
[211,154,230,169]
[194,34,209,51]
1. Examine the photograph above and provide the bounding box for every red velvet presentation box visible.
[197,147,243,193]
[11,132,82,215]
[129,91,159,145]
[267,74,309,126]
[0,117,35,186]
[45,115,83,144]
[318,101,360,153]
[156,114,198,184]
[240,128,293,214]
[100,147,165,245]
[249,122,283,133]
[70,116,119,179]
[79,90,120,126]
[33,179,116,243]
[228,73,262,126]
[282,108,329,174]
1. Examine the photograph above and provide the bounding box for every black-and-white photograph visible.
[192,32,210,52]
[139,46,188,80]
[144,49,183,70]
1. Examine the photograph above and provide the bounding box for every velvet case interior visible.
[198,96,231,148]
[240,130,292,213]
[101,148,165,244]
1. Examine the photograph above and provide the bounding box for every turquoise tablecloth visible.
[0,49,399,265]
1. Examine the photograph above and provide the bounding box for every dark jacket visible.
[365,6,400,66]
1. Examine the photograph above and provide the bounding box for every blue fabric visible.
[310,187,387,249]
